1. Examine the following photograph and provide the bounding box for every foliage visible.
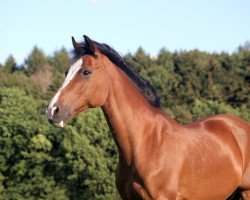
[0,44,249,199]
[4,55,18,73]
[24,47,47,76]
[0,87,118,199]
[0,69,41,98]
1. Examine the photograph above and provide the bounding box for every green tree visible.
[4,55,18,73]
[25,47,47,76]
[51,48,71,73]
[0,87,119,199]
[0,70,42,98]
[0,87,66,200]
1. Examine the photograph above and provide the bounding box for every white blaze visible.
[48,59,83,116]
[61,59,83,88]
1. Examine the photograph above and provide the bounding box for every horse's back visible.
[194,114,250,165]
[201,114,250,155]
[189,114,250,145]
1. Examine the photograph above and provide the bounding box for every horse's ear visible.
[72,36,81,50]
[83,35,97,56]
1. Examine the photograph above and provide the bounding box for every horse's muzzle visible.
[46,105,70,128]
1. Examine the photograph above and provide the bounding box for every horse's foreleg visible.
[241,165,250,199]
[115,162,129,200]
[132,181,152,200]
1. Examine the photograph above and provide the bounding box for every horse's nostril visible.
[51,106,60,116]
[55,106,59,113]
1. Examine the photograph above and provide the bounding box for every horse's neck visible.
[101,66,156,166]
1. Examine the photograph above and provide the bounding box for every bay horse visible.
[46,35,250,200]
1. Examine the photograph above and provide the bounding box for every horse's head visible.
[46,35,110,127]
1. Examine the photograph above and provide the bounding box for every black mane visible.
[71,39,161,107]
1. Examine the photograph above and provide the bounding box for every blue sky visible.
[1,0,250,64]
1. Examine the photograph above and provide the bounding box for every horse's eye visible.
[82,70,92,76]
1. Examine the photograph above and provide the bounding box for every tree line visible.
[0,43,249,199]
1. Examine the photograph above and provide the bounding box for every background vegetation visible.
[0,43,249,199]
